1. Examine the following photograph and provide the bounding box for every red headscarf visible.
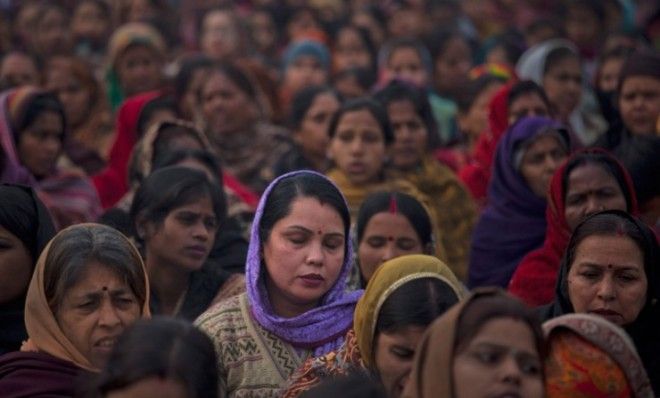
[458,83,512,205]
[508,149,639,306]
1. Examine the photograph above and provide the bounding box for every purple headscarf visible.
[246,170,362,356]
[0,90,36,185]
[468,116,569,289]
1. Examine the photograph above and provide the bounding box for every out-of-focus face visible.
[0,53,40,89]
[564,163,627,231]
[374,325,426,398]
[143,196,218,273]
[459,82,503,141]
[567,235,647,326]
[72,1,110,46]
[358,212,424,282]
[126,0,158,22]
[34,7,71,57]
[333,27,372,72]
[263,197,346,317]
[180,66,211,121]
[201,71,257,137]
[542,56,582,122]
[452,318,544,398]
[387,100,428,170]
[251,12,277,53]
[434,37,472,97]
[284,55,328,95]
[115,45,162,97]
[618,76,660,136]
[507,93,550,125]
[386,47,428,88]
[294,92,340,164]
[329,109,387,185]
[565,4,601,48]
[0,226,33,304]
[107,377,188,398]
[597,57,625,93]
[200,10,239,61]
[46,68,92,129]
[55,262,141,369]
[519,134,567,199]
[17,110,64,178]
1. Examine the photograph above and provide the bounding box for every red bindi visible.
[387,236,394,241]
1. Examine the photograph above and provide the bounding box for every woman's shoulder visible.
[0,351,83,397]
[194,293,248,334]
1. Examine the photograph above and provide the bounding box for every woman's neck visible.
[145,254,191,316]
[266,280,317,318]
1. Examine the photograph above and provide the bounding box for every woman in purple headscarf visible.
[467,116,570,288]
[195,170,362,398]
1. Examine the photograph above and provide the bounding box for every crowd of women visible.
[0,0,658,397]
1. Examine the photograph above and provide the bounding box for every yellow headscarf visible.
[22,223,150,371]
[353,254,465,368]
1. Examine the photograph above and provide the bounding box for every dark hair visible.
[426,29,472,63]
[356,191,433,248]
[174,55,214,104]
[507,80,552,111]
[11,92,66,141]
[205,63,257,101]
[376,277,459,334]
[0,184,55,261]
[561,151,634,211]
[93,317,219,398]
[43,224,147,313]
[374,80,439,149]
[456,74,505,113]
[152,149,222,186]
[328,97,394,144]
[150,122,205,163]
[299,372,386,398]
[614,136,660,205]
[130,166,227,242]
[543,46,580,76]
[258,173,350,252]
[525,18,564,39]
[288,85,339,130]
[136,95,178,138]
[454,292,545,358]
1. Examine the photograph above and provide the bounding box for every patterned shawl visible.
[246,170,362,356]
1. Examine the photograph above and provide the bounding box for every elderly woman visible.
[0,184,55,355]
[0,223,150,396]
[195,171,361,397]
[539,210,660,392]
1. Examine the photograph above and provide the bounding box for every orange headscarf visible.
[22,223,150,371]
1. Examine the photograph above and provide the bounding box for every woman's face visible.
[618,76,660,136]
[507,93,550,125]
[17,110,64,178]
[387,100,428,170]
[116,45,162,97]
[564,163,627,231]
[434,37,472,96]
[284,55,328,95]
[0,226,33,304]
[181,66,211,120]
[542,56,582,121]
[34,7,71,57]
[143,195,218,273]
[334,28,371,72]
[519,135,567,199]
[386,47,428,88]
[55,261,141,368]
[201,71,257,136]
[263,196,345,317]
[597,57,625,93]
[295,92,340,162]
[72,1,110,46]
[358,212,424,283]
[567,234,647,326]
[46,68,92,129]
[200,10,239,61]
[251,12,277,53]
[0,53,40,89]
[459,82,503,141]
[329,109,387,185]
[374,325,426,398]
[453,318,544,398]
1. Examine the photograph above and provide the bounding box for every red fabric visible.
[458,84,512,206]
[92,91,162,208]
[222,171,259,209]
[508,149,639,306]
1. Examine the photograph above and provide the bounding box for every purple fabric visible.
[468,117,569,289]
[0,92,35,186]
[246,170,362,356]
